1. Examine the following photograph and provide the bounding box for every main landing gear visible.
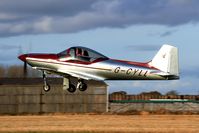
[42,71,87,93]
[63,78,87,93]
[77,79,87,91]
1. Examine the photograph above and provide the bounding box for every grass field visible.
[0,114,198,133]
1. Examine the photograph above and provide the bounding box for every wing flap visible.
[32,66,105,81]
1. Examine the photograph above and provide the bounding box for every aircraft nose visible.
[18,54,27,62]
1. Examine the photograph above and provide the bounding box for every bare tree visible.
[0,65,5,77]
[7,65,23,77]
[166,90,179,96]
[140,91,162,96]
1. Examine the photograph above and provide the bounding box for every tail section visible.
[150,44,179,78]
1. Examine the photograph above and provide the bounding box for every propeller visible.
[23,61,27,78]
[18,45,30,78]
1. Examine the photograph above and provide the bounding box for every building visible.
[109,91,199,114]
[0,78,108,114]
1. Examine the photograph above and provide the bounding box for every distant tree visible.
[3,64,56,78]
[5,65,50,78]
[166,90,179,96]
[7,65,23,77]
[140,91,162,96]
[0,65,5,77]
[111,91,127,95]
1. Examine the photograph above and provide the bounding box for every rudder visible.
[151,44,179,76]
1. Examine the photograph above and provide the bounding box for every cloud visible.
[125,45,160,52]
[160,29,177,37]
[0,0,199,37]
[0,44,20,50]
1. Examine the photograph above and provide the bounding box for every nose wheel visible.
[42,71,51,92]
[43,83,50,92]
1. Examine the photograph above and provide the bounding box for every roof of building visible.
[0,78,107,87]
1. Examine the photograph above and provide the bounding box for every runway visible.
[0,114,198,133]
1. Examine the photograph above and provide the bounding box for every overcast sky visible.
[0,0,198,94]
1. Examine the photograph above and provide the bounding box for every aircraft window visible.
[69,49,75,58]
[76,48,82,56]
[58,48,75,60]
[86,50,105,61]
[74,47,108,62]
[57,50,68,59]
[75,48,90,62]
[83,50,89,56]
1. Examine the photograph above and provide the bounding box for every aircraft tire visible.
[43,84,50,92]
[79,82,87,91]
[67,84,76,93]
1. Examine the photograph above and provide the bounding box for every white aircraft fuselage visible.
[18,45,179,93]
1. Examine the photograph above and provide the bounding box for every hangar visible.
[0,78,108,114]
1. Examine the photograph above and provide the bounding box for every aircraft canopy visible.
[57,46,108,62]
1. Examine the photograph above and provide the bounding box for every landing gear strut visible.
[63,77,76,93]
[42,71,50,92]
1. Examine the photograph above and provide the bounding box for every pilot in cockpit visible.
[76,48,82,56]
[75,48,90,62]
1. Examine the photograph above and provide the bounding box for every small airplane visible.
[18,44,179,93]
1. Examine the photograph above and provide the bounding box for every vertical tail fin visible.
[151,44,179,76]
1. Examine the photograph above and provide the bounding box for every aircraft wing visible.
[58,69,105,81]
[32,67,104,81]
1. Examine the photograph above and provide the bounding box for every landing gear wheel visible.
[78,82,87,91]
[43,84,50,92]
[67,84,76,93]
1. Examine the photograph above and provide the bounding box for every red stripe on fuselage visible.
[26,53,58,60]
[26,54,108,65]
